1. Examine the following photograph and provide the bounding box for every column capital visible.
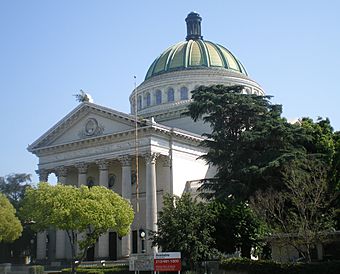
[144,152,159,165]
[118,155,132,167]
[161,156,171,167]
[75,162,88,174]
[55,166,68,177]
[96,159,109,170]
[36,169,49,182]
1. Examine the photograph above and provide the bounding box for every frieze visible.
[34,126,203,160]
[38,138,150,166]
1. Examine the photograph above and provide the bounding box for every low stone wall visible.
[0,264,11,274]
[0,264,44,274]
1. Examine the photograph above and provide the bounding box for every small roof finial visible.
[185,11,203,41]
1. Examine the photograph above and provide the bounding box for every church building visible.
[28,12,264,262]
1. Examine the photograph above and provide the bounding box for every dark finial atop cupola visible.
[185,11,203,41]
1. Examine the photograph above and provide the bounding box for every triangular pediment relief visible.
[28,102,146,151]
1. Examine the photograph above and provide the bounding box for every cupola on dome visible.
[145,12,248,80]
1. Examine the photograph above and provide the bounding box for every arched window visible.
[167,88,174,102]
[145,92,151,107]
[180,87,189,100]
[137,95,142,110]
[155,90,162,104]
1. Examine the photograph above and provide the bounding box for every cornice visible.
[31,124,204,157]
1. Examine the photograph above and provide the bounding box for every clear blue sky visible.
[1,0,339,183]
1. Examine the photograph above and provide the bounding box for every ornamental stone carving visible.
[55,166,68,177]
[36,169,49,182]
[75,162,88,174]
[162,156,171,167]
[118,155,131,167]
[96,159,109,170]
[144,153,159,165]
[78,118,104,138]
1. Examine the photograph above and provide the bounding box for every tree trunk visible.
[66,230,78,274]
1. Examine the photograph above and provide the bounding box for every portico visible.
[28,102,208,262]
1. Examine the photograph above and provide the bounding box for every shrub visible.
[220,258,340,274]
[28,265,44,274]
[61,265,130,274]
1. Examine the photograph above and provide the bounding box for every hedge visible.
[220,258,340,274]
[28,265,44,274]
[61,265,130,274]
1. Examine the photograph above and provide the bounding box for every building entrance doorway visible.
[109,232,117,260]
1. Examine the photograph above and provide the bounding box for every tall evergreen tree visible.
[187,85,307,200]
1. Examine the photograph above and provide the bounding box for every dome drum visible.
[130,68,264,117]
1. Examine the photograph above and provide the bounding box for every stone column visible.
[55,230,66,259]
[76,163,88,186]
[162,156,172,195]
[55,167,68,259]
[36,231,47,260]
[145,153,159,254]
[56,166,68,184]
[96,160,109,259]
[119,156,132,258]
[36,169,49,182]
[97,160,109,187]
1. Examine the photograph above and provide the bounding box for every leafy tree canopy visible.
[187,85,307,200]
[21,183,134,269]
[0,193,23,243]
[250,157,336,262]
[0,173,34,262]
[152,194,218,270]
[0,173,31,209]
[210,199,266,258]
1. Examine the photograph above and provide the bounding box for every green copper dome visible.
[145,12,248,80]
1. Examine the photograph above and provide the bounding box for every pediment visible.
[28,102,145,151]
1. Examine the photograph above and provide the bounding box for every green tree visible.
[300,117,340,229]
[0,173,31,209]
[187,84,307,200]
[152,194,218,270]
[0,193,23,243]
[0,173,34,263]
[250,158,335,262]
[210,199,265,258]
[21,183,134,273]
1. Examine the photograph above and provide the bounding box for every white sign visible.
[129,254,154,271]
[154,252,181,259]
